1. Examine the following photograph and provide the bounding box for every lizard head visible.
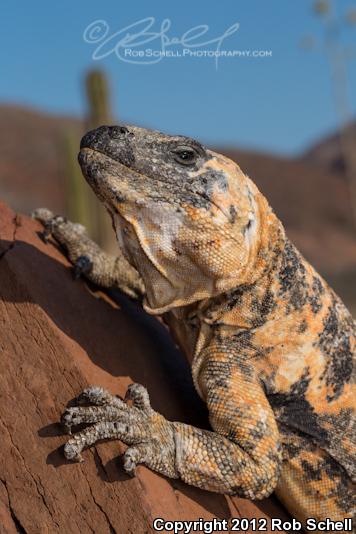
[78,125,278,313]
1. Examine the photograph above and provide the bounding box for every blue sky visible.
[1,1,356,154]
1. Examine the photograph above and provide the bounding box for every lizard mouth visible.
[77,146,147,215]
[78,146,133,174]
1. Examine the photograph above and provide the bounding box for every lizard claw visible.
[61,408,76,434]
[32,209,68,244]
[73,255,93,280]
[124,383,152,411]
[41,221,54,244]
[122,449,137,477]
[31,208,55,224]
[64,441,84,463]
[76,385,113,406]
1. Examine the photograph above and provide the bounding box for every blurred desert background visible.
[1,1,355,312]
[1,95,356,311]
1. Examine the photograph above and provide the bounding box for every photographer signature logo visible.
[83,17,242,68]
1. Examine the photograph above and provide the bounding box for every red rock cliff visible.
[0,201,289,533]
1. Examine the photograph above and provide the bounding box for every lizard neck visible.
[192,221,306,332]
[164,210,288,366]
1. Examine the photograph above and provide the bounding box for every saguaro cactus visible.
[64,69,118,252]
[84,70,118,252]
[86,70,112,127]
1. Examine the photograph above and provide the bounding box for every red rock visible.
[0,201,289,533]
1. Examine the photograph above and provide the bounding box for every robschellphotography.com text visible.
[122,48,272,59]
[83,17,273,68]
[152,517,353,533]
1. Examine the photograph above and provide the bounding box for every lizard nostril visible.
[109,125,129,139]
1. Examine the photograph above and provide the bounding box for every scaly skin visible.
[33,124,355,532]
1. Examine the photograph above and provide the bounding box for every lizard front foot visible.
[61,384,179,478]
[32,208,144,298]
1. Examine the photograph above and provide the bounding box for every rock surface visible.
[0,201,289,533]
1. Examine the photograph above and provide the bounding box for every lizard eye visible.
[172,146,198,166]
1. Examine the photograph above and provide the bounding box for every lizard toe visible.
[76,386,127,410]
[76,385,112,406]
[64,441,84,463]
[124,383,152,412]
[123,444,150,477]
[31,207,55,224]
